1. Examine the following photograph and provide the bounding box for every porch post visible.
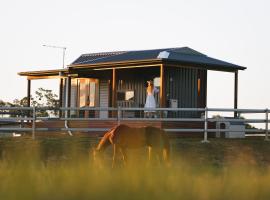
[112,68,116,108]
[59,78,63,107]
[234,70,238,118]
[27,79,31,107]
[67,76,71,116]
[160,64,165,108]
[59,78,63,116]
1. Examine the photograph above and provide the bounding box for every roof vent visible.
[157,51,170,59]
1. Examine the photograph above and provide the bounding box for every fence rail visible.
[0,106,269,142]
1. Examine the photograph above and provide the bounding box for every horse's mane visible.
[96,126,118,152]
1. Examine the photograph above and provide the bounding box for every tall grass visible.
[0,136,270,200]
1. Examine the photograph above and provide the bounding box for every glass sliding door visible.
[78,78,99,118]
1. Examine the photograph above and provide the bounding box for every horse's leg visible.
[112,144,117,168]
[113,144,125,168]
[147,146,152,166]
[120,147,127,166]
[148,146,152,161]
[152,147,163,165]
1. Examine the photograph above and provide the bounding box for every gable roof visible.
[70,47,246,71]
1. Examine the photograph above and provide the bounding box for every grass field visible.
[0,135,270,200]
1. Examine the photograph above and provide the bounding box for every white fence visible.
[0,106,269,142]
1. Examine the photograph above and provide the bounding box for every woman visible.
[144,80,159,118]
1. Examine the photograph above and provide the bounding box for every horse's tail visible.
[161,130,170,164]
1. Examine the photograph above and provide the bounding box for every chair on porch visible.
[117,101,137,118]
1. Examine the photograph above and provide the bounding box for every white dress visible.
[144,87,159,109]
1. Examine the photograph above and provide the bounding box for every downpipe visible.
[64,76,73,136]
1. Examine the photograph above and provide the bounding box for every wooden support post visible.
[27,79,31,107]
[159,64,166,120]
[204,70,208,108]
[67,76,71,117]
[160,64,165,108]
[112,68,116,108]
[234,71,238,118]
[26,79,31,119]
[111,68,117,118]
[59,78,63,117]
[59,78,63,107]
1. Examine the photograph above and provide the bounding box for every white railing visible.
[0,106,269,142]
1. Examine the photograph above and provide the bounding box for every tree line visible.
[0,88,59,117]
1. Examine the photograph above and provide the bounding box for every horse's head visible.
[91,147,105,167]
[91,147,99,162]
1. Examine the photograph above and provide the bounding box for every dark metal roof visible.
[71,47,246,71]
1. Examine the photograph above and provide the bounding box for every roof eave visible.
[69,59,163,69]
[69,57,246,72]
[163,59,246,72]
[18,69,68,77]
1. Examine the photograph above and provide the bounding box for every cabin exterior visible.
[18,47,246,133]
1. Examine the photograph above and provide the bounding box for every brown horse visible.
[93,124,170,167]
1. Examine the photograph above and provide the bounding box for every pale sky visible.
[1,0,270,114]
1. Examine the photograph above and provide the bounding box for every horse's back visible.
[112,125,146,148]
[144,126,164,146]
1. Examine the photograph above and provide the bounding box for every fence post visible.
[117,107,121,125]
[32,106,36,140]
[265,108,269,141]
[201,107,209,143]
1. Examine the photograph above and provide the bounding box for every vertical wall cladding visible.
[116,77,147,108]
[115,67,160,108]
[99,79,109,118]
[165,66,198,117]
[70,78,78,116]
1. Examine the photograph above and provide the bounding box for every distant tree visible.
[13,97,29,107]
[32,88,59,108]
[0,100,5,106]
[0,99,22,116]
[31,88,59,117]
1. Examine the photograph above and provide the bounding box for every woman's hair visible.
[146,81,154,93]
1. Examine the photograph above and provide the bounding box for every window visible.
[154,77,160,87]
[117,90,135,101]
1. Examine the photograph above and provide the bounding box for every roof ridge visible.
[81,47,185,56]
[75,51,128,65]
[81,51,127,57]
[168,47,207,56]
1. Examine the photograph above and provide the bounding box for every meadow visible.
[0,135,270,200]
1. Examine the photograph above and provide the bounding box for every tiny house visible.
[18,47,246,131]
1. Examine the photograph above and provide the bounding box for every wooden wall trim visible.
[112,68,116,108]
